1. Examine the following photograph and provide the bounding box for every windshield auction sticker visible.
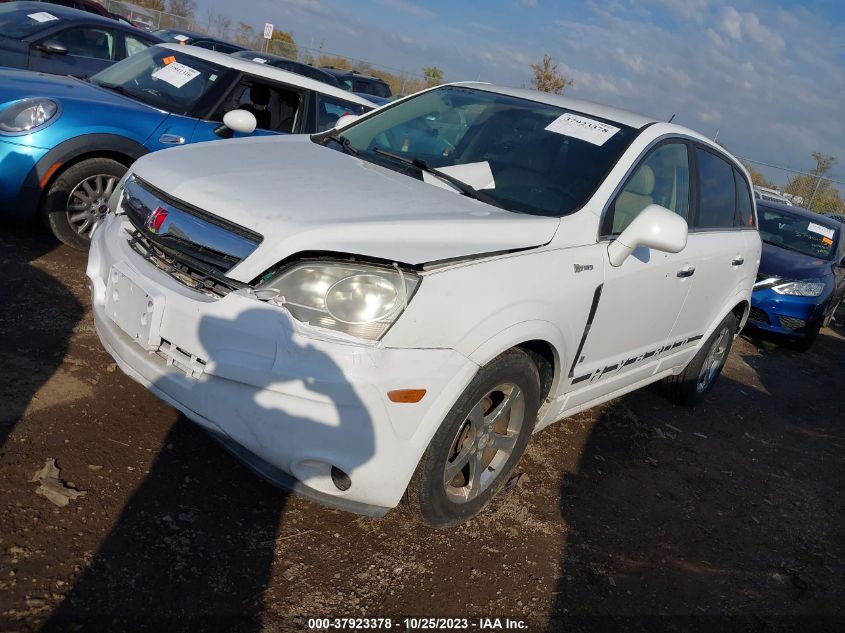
[545,113,620,146]
[807,222,835,239]
[152,62,201,88]
[27,12,59,22]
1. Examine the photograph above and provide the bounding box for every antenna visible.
[668,113,676,123]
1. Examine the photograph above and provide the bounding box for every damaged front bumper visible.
[87,214,479,514]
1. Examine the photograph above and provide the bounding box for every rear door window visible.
[694,148,736,229]
[123,33,154,58]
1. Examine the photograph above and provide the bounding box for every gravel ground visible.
[1,224,843,632]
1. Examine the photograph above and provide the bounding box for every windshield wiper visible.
[93,81,135,98]
[325,134,359,156]
[371,147,503,209]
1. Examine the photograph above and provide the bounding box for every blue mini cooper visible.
[0,43,374,248]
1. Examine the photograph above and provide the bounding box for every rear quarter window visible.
[734,169,755,227]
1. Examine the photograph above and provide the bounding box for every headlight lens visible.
[0,99,59,134]
[260,262,420,340]
[772,278,825,297]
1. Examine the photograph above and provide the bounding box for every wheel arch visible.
[22,134,148,219]
[467,320,567,405]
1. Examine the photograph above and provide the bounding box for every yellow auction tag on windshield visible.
[822,236,833,245]
[163,56,176,65]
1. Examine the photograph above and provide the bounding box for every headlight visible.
[0,99,59,134]
[260,262,420,340]
[772,278,825,297]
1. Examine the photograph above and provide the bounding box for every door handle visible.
[732,256,745,266]
[677,265,696,278]
[159,134,186,145]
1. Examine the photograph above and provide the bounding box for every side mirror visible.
[214,109,257,138]
[608,204,688,267]
[334,113,360,129]
[36,40,68,55]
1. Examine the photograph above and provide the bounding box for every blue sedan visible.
[0,1,161,78]
[747,201,845,350]
[0,43,374,248]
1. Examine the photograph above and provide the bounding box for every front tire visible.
[42,157,126,250]
[403,349,541,528]
[663,311,737,406]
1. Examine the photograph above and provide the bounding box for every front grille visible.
[779,315,806,330]
[748,307,769,324]
[121,176,261,298]
[127,228,240,299]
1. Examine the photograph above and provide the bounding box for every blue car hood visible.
[0,69,169,144]
[759,241,832,280]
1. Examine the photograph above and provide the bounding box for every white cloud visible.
[518,0,539,7]
[652,0,711,23]
[719,6,785,52]
[377,0,434,18]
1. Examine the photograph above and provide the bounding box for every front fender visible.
[17,133,149,220]
[467,318,567,397]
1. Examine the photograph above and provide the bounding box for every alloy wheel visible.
[66,174,118,238]
[697,326,731,393]
[443,383,525,503]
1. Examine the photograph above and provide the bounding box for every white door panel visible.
[568,244,692,393]
[670,231,749,341]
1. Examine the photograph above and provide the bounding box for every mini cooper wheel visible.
[403,349,541,528]
[42,157,127,250]
[662,311,737,406]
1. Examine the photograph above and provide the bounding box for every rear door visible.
[667,146,757,348]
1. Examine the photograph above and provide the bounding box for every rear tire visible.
[42,157,126,250]
[662,311,737,406]
[403,349,541,528]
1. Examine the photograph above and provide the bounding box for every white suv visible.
[88,84,761,527]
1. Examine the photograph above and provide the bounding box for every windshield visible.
[0,5,59,39]
[758,207,839,260]
[91,47,226,115]
[331,86,637,216]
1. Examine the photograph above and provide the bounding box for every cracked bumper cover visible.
[87,214,479,514]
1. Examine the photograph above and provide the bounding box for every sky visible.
[200,0,845,184]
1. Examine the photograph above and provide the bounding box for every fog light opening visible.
[331,466,351,491]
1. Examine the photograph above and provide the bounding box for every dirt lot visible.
[1,224,843,632]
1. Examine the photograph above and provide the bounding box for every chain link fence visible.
[740,158,845,216]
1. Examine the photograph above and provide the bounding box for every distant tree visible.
[135,0,164,11]
[783,152,844,213]
[315,54,354,70]
[233,22,260,48]
[422,66,444,88]
[811,152,836,178]
[167,0,196,18]
[743,163,775,189]
[530,54,573,94]
[269,30,297,60]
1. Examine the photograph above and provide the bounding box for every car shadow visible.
[0,221,83,449]
[45,307,376,630]
[547,329,845,629]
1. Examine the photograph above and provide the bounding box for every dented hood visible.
[130,135,559,281]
